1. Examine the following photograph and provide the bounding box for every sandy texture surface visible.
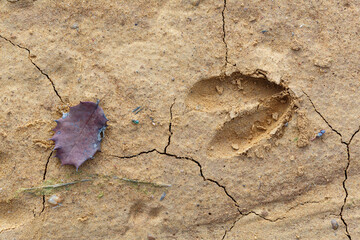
[0,0,359,239]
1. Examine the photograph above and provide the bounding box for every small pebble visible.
[160,192,166,201]
[190,0,200,6]
[297,166,304,176]
[249,16,256,22]
[331,219,339,230]
[272,112,279,121]
[291,45,301,51]
[229,109,238,119]
[48,194,62,205]
[215,85,224,95]
[149,116,156,126]
[314,58,331,68]
[231,143,239,150]
[260,210,268,217]
[235,79,243,90]
[317,129,325,137]
[70,23,79,29]
[148,235,156,240]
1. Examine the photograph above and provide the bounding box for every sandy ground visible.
[0,0,359,239]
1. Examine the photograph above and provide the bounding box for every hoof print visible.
[186,72,293,158]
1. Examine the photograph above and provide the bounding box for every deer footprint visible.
[186,72,292,158]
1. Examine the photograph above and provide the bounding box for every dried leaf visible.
[51,101,108,170]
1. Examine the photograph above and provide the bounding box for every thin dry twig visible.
[21,179,92,192]
[116,177,172,187]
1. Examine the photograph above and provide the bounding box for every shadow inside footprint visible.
[208,94,291,158]
[186,72,284,112]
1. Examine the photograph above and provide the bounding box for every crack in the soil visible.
[206,178,238,204]
[164,99,175,153]
[38,150,54,216]
[40,195,46,216]
[285,200,321,213]
[109,149,157,159]
[0,34,64,103]
[302,91,342,139]
[221,215,242,240]
[223,200,328,238]
[221,0,235,71]
[303,91,360,240]
[238,209,285,222]
[222,209,285,239]
[221,0,228,70]
[347,126,360,145]
[43,151,53,180]
[340,144,352,239]
[339,127,360,240]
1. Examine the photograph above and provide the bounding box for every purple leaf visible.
[51,101,108,170]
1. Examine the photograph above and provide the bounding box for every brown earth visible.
[0,0,359,239]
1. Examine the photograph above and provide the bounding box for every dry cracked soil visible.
[0,0,360,240]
